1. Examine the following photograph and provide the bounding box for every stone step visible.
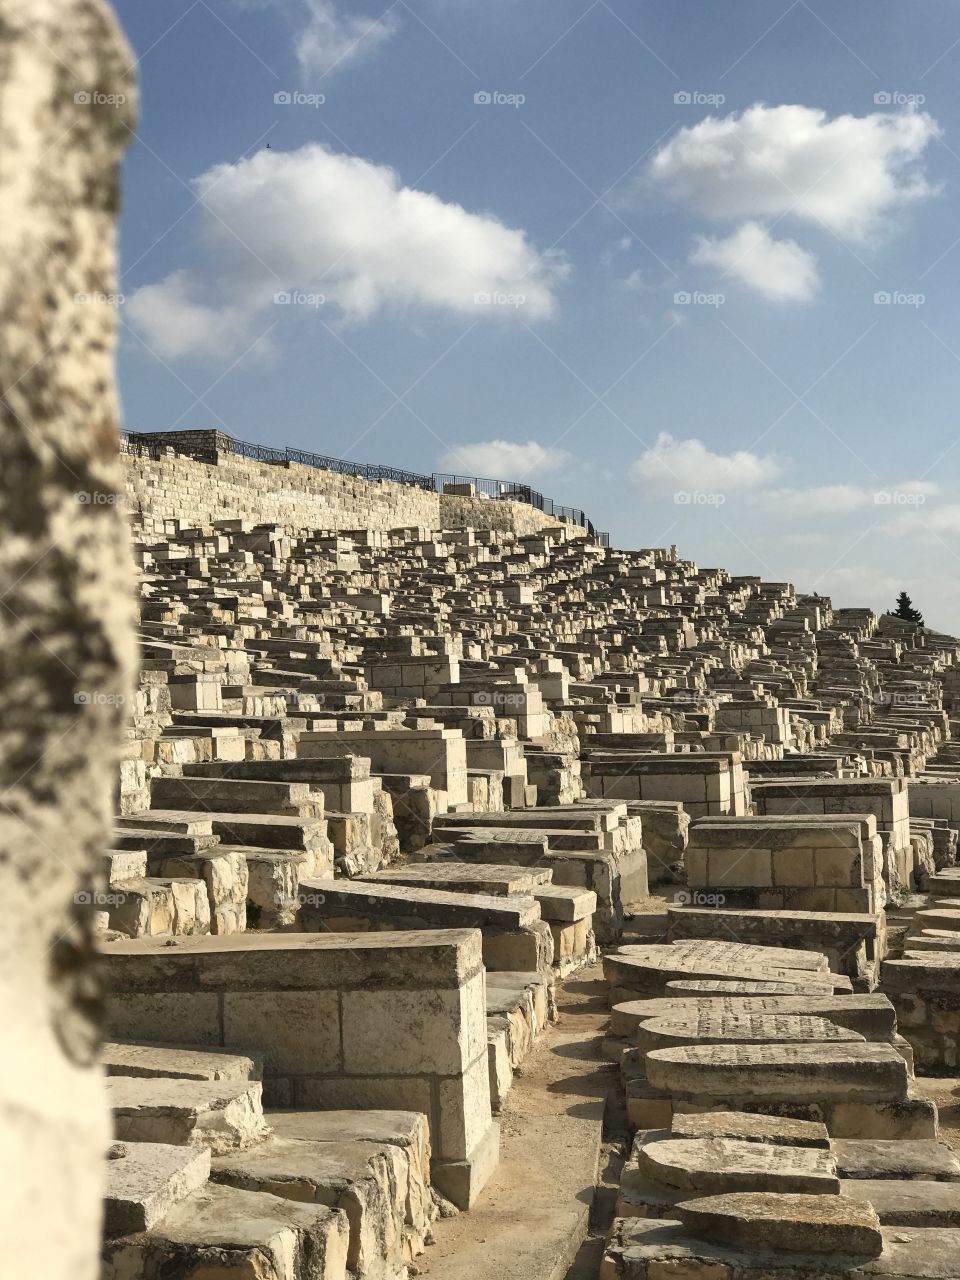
[151,775,325,820]
[604,1215,960,1278]
[300,876,540,929]
[103,1040,262,1082]
[103,1140,211,1235]
[117,812,216,838]
[144,845,249,935]
[484,970,552,1111]
[130,808,330,858]
[107,877,211,938]
[211,1113,435,1279]
[114,827,222,857]
[436,805,625,833]
[840,1177,960,1225]
[104,848,148,885]
[903,935,960,953]
[425,827,632,943]
[363,860,553,897]
[298,876,550,973]
[265,1107,433,1261]
[675,1190,882,1256]
[211,1140,408,1279]
[833,1138,960,1181]
[213,844,307,928]
[910,907,960,933]
[102,1182,349,1280]
[927,868,960,895]
[533,883,597,923]
[107,1075,269,1153]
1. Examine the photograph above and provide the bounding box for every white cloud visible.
[649,104,939,240]
[126,145,566,359]
[765,484,873,515]
[885,497,960,536]
[295,0,398,78]
[928,505,960,533]
[440,440,571,478]
[630,432,781,493]
[691,221,819,303]
[766,480,938,515]
[620,268,648,292]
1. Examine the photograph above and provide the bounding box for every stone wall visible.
[440,490,577,536]
[123,450,583,539]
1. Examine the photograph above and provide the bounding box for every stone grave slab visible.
[665,977,840,997]
[645,1043,910,1104]
[612,993,896,1041]
[676,1190,883,1256]
[637,1136,840,1195]
[670,1111,830,1148]
[637,1012,864,1056]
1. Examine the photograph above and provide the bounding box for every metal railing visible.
[120,430,610,543]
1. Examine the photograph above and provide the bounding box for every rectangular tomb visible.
[100,929,496,1208]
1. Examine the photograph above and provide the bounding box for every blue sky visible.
[113,0,960,629]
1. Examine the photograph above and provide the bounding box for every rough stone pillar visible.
[0,2,136,1275]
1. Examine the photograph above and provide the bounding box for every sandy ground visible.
[417,964,624,1280]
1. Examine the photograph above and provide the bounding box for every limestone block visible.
[103,1141,211,1235]
[223,991,341,1075]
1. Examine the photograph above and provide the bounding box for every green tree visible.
[889,591,924,626]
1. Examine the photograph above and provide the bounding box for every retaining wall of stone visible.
[122,452,579,539]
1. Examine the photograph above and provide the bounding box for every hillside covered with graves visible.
[97,430,960,1280]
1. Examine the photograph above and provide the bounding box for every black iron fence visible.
[120,430,610,544]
